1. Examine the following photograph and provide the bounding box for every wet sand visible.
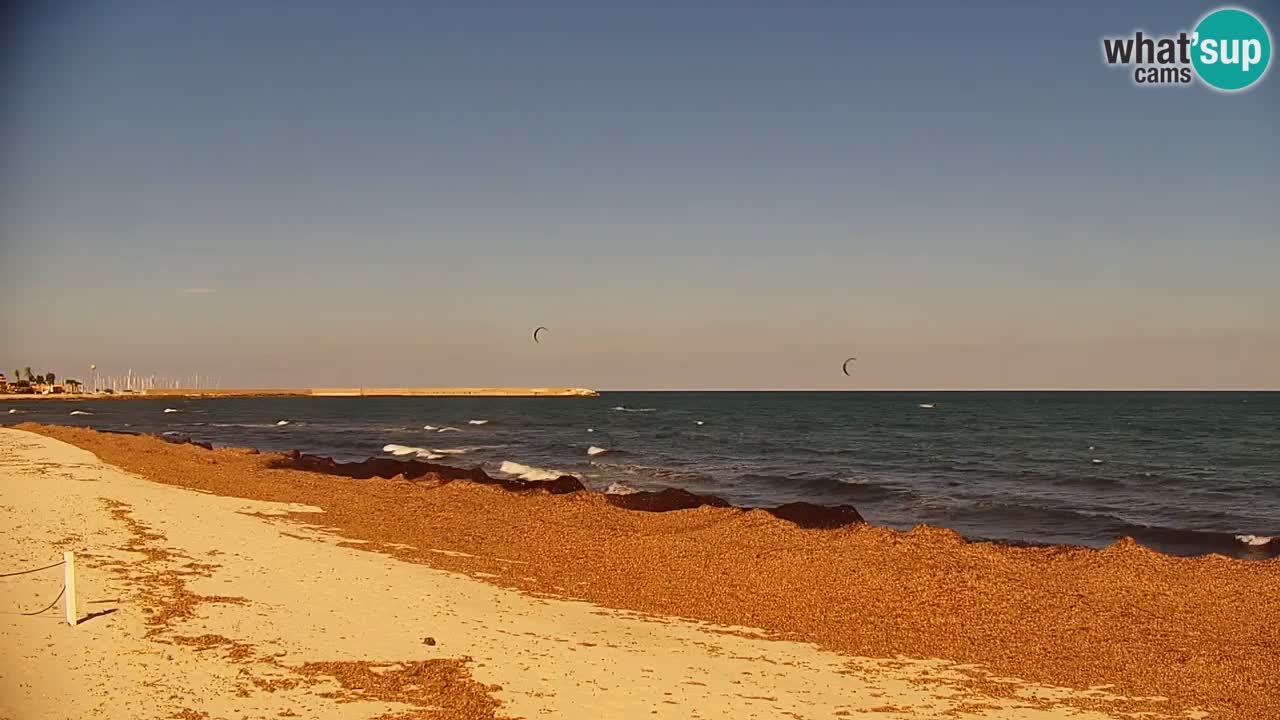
[4,425,1278,719]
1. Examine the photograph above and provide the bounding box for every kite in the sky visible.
[842,357,857,376]
[533,326,549,343]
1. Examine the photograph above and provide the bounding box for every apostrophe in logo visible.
[1101,6,1271,92]
[1191,7,1271,91]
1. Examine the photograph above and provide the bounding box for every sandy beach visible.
[2,426,1277,719]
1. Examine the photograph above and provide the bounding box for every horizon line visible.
[596,388,1280,392]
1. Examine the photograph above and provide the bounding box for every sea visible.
[5,392,1277,559]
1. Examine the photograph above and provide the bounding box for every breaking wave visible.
[381,444,445,460]
[497,461,565,482]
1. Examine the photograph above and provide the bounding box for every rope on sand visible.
[19,585,66,616]
[0,559,65,578]
[1,558,73,619]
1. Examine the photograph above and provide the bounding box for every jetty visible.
[138,387,600,398]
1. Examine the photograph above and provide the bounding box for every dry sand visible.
[2,427,1275,719]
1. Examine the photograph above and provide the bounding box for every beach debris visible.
[160,431,212,449]
[605,487,732,512]
[532,326,549,343]
[422,636,436,646]
[768,502,867,529]
[467,419,489,425]
[842,357,857,376]
[275,420,290,426]
[587,446,609,456]
[1236,534,1273,547]
[69,410,93,416]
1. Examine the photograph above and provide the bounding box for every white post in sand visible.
[63,552,77,626]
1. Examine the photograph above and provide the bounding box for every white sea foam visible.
[416,451,445,460]
[605,482,638,495]
[423,425,437,431]
[428,448,467,455]
[275,420,291,426]
[587,446,609,456]
[382,444,424,457]
[918,403,936,409]
[1236,534,1273,547]
[69,410,93,416]
[163,408,181,413]
[1091,458,1104,464]
[7,409,19,414]
[437,427,461,433]
[468,419,489,425]
[695,420,704,425]
[611,406,656,412]
[497,461,563,482]
[586,428,594,433]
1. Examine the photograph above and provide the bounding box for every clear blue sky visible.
[2,1,1277,389]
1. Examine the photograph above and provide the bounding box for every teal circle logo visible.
[1191,8,1272,91]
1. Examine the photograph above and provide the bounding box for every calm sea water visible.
[6,392,1278,558]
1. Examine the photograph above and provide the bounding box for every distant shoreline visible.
[597,387,1280,392]
[4,389,1276,401]
[0,387,600,400]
